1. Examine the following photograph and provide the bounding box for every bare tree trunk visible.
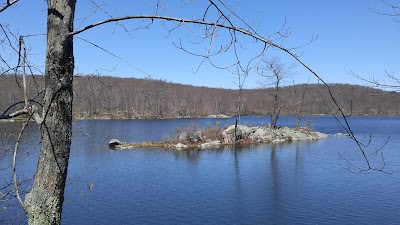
[24,1,75,224]
[271,79,280,128]
[234,95,241,141]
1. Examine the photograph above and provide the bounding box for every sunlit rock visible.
[176,143,188,150]
[199,140,221,149]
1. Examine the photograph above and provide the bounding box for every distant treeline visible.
[1,75,400,119]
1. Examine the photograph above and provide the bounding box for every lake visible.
[1,116,400,224]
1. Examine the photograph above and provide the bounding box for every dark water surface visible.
[2,116,400,224]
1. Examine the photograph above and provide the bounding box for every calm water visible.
[1,116,400,224]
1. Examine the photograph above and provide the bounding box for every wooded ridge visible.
[1,75,399,119]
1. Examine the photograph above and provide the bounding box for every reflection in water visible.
[295,142,300,167]
[232,147,245,224]
[270,144,283,222]
[173,149,201,162]
[233,147,242,195]
[2,117,400,224]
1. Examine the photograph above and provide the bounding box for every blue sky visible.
[1,0,399,89]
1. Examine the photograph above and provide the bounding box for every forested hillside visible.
[1,75,399,119]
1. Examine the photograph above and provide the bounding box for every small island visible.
[109,124,328,150]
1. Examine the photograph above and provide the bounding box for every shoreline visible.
[73,114,394,121]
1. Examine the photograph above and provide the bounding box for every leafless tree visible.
[232,66,248,141]
[259,57,294,128]
[292,80,309,128]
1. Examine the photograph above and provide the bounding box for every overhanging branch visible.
[67,15,326,84]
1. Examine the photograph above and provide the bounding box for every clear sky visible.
[1,0,399,89]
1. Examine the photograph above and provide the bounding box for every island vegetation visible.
[109,123,329,150]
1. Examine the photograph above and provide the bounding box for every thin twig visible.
[13,116,31,209]
[20,37,28,107]
[75,37,153,77]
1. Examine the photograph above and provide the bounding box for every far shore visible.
[2,113,394,124]
[72,113,390,121]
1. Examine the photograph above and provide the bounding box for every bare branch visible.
[68,15,326,83]
[0,104,42,126]
[349,69,400,91]
[0,0,19,13]
[370,0,400,24]
[0,108,30,120]
[88,0,136,36]
[75,37,153,77]
[371,0,400,17]
[20,36,28,107]
[1,90,43,116]
[13,117,31,209]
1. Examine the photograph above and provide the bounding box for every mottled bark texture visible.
[24,0,76,224]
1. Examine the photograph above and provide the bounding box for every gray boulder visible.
[175,143,188,150]
[189,131,203,143]
[178,131,203,143]
[199,140,221,149]
[178,132,187,141]
[222,125,258,143]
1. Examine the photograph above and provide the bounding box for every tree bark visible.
[24,0,75,224]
